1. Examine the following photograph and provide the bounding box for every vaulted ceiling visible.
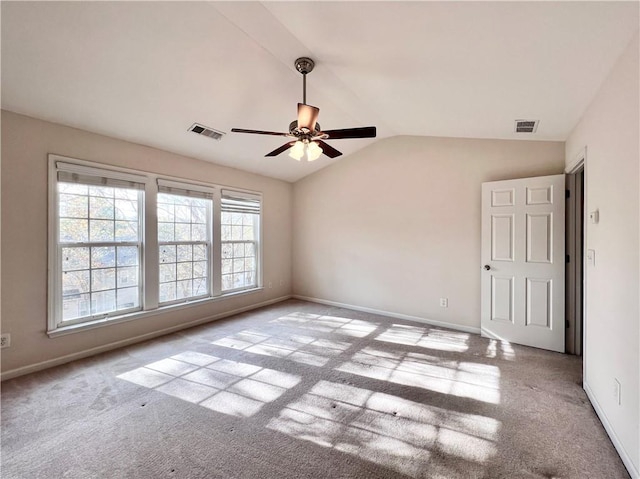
[2,2,638,182]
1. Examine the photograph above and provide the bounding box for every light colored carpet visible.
[1,299,629,479]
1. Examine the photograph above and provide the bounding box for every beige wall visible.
[292,135,564,331]
[1,110,293,375]
[565,33,639,474]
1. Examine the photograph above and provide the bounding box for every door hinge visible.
[566,254,570,263]
[566,189,570,198]
[566,320,570,329]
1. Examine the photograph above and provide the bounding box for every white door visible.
[481,174,565,352]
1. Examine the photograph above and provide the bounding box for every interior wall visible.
[292,135,564,331]
[565,32,639,475]
[0,110,293,376]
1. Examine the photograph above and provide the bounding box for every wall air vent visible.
[188,123,225,141]
[514,120,539,133]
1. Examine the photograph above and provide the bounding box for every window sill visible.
[47,287,264,338]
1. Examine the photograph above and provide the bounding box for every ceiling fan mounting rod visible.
[295,57,315,105]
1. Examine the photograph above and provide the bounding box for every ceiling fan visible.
[231,57,376,162]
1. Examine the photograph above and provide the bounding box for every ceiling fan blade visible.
[297,103,320,131]
[231,128,290,137]
[322,126,377,139]
[265,142,296,157]
[316,140,342,159]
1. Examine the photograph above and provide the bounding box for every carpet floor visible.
[1,299,629,479]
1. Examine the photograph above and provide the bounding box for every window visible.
[56,163,144,325]
[49,156,262,334]
[221,190,261,292]
[157,180,214,305]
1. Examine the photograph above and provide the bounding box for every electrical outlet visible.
[0,333,11,349]
[613,379,621,405]
[268,281,272,289]
[439,298,448,308]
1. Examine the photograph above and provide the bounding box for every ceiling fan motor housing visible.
[294,57,315,75]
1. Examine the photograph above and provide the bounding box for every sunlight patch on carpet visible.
[211,325,353,367]
[375,324,470,353]
[117,351,301,418]
[335,346,501,404]
[267,380,500,477]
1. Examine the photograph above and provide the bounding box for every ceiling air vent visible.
[514,120,539,133]
[188,123,225,141]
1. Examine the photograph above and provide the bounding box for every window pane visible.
[221,225,231,241]
[245,257,255,271]
[115,221,138,242]
[92,268,116,292]
[89,186,113,199]
[63,270,90,295]
[117,267,138,287]
[221,244,233,259]
[60,219,88,242]
[92,290,116,314]
[233,243,244,257]
[193,244,207,261]
[193,261,207,278]
[90,219,114,242]
[159,264,176,283]
[245,243,255,257]
[222,259,232,274]
[177,262,192,281]
[117,246,138,266]
[231,225,243,241]
[159,282,176,303]
[59,194,88,218]
[192,224,207,241]
[175,223,191,241]
[222,274,233,290]
[117,287,139,309]
[176,280,193,299]
[233,259,244,273]
[158,223,174,242]
[242,226,254,240]
[115,199,138,221]
[175,205,191,223]
[62,247,90,271]
[92,247,116,268]
[114,188,138,201]
[90,196,114,220]
[160,245,177,264]
[194,277,208,296]
[192,207,207,224]
[176,245,192,262]
[62,293,90,321]
[59,183,88,195]
[157,203,174,222]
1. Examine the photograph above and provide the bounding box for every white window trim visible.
[47,154,263,336]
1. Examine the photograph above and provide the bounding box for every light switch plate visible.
[589,210,599,224]
[587,249,595,266]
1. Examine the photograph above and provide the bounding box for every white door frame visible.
[565,147,587,363]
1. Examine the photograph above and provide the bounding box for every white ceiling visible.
[2,2,638,182]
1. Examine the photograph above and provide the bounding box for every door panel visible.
[481,174,565,352]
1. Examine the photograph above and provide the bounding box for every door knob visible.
[484,265,491,271]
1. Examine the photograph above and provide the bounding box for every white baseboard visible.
[584,381,639,478]
[292,295,481,335]
[1,295,292,381]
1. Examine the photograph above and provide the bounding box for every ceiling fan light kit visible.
[231,57,376,161]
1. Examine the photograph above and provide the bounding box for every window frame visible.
[47,154,263,337]
[156,189,214,306]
